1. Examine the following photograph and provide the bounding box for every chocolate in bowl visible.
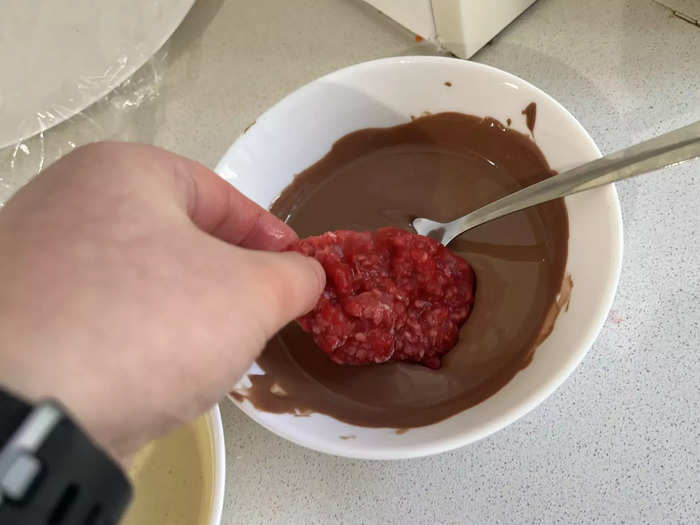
[233,111,570,428]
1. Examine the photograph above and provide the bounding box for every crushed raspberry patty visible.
[291,228,475,369]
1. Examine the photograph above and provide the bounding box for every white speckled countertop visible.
[2,0,699,522]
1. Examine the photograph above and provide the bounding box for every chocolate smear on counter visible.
[522,102,537,134]
[234,112,569,429]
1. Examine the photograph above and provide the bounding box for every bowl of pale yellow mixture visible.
[122,407,225,525]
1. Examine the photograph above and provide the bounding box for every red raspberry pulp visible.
[291,227,475,369]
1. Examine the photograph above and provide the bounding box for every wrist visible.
[0,387,132,524]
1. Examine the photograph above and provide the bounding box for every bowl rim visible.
[206,406,226,524]
[218,55,624,460]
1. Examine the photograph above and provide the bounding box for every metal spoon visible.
[413,120,700,245]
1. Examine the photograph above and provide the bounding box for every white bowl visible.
[215,56,623,459]
[124,406,225,524]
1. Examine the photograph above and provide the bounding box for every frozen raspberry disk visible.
[291,227,475,369]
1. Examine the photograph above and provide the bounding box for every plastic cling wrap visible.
[0,0,194,205]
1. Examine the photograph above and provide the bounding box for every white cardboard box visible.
[363,0,536,58]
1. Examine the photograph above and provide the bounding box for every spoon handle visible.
[446,120,700,234]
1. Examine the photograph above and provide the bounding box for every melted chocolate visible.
[234,112,570,429]
[522,102,537,134]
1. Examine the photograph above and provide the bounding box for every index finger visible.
[174,153,298,251]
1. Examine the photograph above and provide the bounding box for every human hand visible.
[0,142,324,461]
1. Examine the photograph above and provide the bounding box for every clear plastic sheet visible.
[0,48,168,206]
[0,0,194,206]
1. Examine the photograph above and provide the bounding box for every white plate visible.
[216,56,623,459]
[0,0,194,148]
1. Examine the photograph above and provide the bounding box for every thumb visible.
[245,250,325,339]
